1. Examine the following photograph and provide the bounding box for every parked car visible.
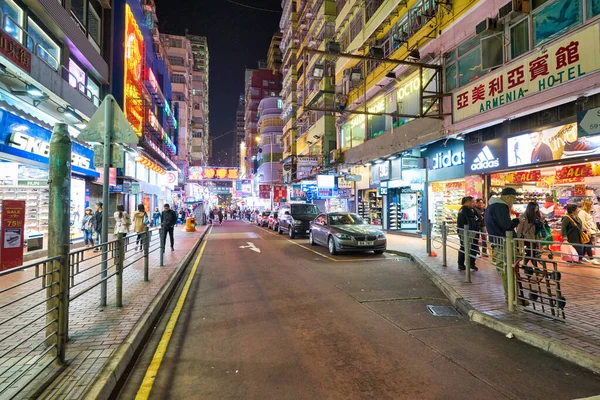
[277,203,320,238]
[256,211,270,227]
[267,211,279,230]
[309,212,386,255]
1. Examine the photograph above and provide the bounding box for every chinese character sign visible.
[0,31,31,73]
[124,4,144,137]
[0,200,26,271]
[274,186,287,203]
[187,167,240,180]
[453,24,600,122]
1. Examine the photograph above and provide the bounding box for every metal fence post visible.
[159,227,164,267]
[506,231,515,312]
[47,123,71,363]
[144,226,150,281]
[116,233,125,307]
[442,222,447,267]
[426,219,432,256]
[464,224,471,283]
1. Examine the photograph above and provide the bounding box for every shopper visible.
[133,204,149,251]
[484,187,521,300]
[92,202,103,252]
[562,204,591,263]
[113,205,131,235]
[457,196,478,271]
[593,197,600,231]
[161,204,178,252]
[517,202,542,268]
[473,198,488,257]
[153,207,161,227]
[578,200,599,264]
[81,207,94,248]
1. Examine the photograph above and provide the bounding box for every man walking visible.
[92,202,103,252]
[161,204,178,252]
[457,196,478,271]
[474,198,488,257]
[484,188,521,300]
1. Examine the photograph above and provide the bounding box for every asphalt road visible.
[116,220,600,400]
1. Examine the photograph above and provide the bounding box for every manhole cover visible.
[427,305,460,317]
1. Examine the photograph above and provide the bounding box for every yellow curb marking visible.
[135,225,212,399]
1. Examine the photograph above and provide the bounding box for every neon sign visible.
[188,167,240,181]
[124,4,144,137]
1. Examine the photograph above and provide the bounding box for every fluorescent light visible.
[374,159,385,164]
[387,154,398,160]
[364,161,373,167]
[26,85,46,99]
[64,106,82,122]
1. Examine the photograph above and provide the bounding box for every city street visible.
[117,220,600,400]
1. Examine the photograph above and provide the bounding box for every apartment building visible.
[267,34,283,73]
[234,93,245,169]
[188,34,210,165]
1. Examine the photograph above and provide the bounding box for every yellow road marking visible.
[286,239,338,261]
[135,226,212,399]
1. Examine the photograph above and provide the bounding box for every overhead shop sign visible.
[0,110,97,177]
[188,166,239,181]
[453,24,600,122]
[0,30,31,73]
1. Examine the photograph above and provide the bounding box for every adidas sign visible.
[470,146,500,171]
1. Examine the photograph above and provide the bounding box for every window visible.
[0,0,23,42]
[87,6,101,47]
[276,135,283,145]
[263,80,269,87]
[27,18,60,70]
[409,1,424,35]
[532,0,582,46]
[510,19,529,59]
[173,91,185,101]
[481,33,503,70]
[445,63,457,92]
[87,78,100,105]
[588,0,600,17]
[172,73,186,84]
[349,9,363,42]
[69,59,86,91]
[71,0,85,26]
[457,47,482,87]
[168,56,185,66]
[169,38,183,48]
[194,103,200,110]
[262,135,271,145]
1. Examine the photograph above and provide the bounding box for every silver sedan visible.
[309,212,387,255]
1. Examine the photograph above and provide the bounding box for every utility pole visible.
[100,97,114,307]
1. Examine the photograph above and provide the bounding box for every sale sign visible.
[556,163,594,180]
[505,170,541,184]
[573,184,586,197]
[0,200,26,271]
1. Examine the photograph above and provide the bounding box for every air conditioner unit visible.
[326,41,341,53]
[369,46,384,58]
[498,0,530,21]
[476,18,503,35]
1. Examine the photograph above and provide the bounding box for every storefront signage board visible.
[0,200,25,271]
[337,176,353,189]
[378,161,390,181]
[0,30,32,73]
[505,170,541,184]
[318,188,333,198]
[464,137,507,173]
[0,110,97,177]
[188,166,239,181]
[453,24,600,122]
[290,184,306,202]
[422,139,465,181]
[577,106,600,137]
[573,184,586,196]
[273,185,287,203]
[556,163,596,179]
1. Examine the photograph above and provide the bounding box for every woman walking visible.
[578,200,599,264]
[517,202,542,268]
[562,204,596,264]
[114,205,132,236]
[133,204,149,251]
[81,207,94,248]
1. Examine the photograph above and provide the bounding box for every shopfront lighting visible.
[312,64,324,78]
[64,106,83,122]
[74,122,87,130]
[26,85,46,99]
[350,68,362,82]
[374,158,385,164]
[387,154,398,160]
[364,161,373,167]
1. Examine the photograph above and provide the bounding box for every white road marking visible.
[239,242,261,253]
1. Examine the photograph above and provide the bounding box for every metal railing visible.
[0,227,164,398]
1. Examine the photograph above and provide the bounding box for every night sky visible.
[155,0,282,166]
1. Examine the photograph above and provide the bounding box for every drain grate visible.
[427,305,460,317]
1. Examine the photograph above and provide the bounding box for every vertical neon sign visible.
[124,4,144,137]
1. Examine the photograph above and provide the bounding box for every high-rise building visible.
[256,97,284,185]
[267,34,283,74]
[234,94,245,169]
[187,35,210,165]
[163,34,194,189]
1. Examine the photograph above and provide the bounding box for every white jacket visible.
[114,211,131,234]
[593,204,600,224]
[578,209,598,234]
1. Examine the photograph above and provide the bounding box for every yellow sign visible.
[453,24,600,122]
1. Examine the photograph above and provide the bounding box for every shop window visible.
[510,18,530,59]
[27,18,60,70]
[445,63,457,92]
[87,6,101,47]
[457,36,480,57]
[87,78,100,105]
[532,0,581,46]
[481,33,503,70]
[457,47,482,87]
[68,59,86,91]
[588,0,600,17]
[0,0,23,43]
[71,0,85,27]
[368,115,386,139]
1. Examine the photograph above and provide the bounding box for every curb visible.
[82,226,211,400]
[385,249,600,375]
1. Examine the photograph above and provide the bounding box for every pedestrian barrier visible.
[0,227,163,398]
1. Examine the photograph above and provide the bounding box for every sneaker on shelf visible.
[563,137,600,157]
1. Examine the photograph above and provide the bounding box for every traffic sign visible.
[77,95,139,144]
[578,106,600,137]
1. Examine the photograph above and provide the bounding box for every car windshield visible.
[262,212,270,217]
[328,213,366,226]
[291,204,319,215]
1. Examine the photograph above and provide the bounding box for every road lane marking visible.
[285,239,338,261]
[239,242,261,253]
[135,227,211,400]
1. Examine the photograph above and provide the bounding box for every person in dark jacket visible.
[562,203,593,263]
[473,198,488,256]
[484,187,521,301]
[457,196,478,271]
[161,204,178,252]
[92,202,103,252]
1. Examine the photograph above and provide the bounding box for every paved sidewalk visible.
[385,234,600,360]
[0,224,208,399]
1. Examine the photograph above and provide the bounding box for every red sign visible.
[573,184,586,197]
[0,31,31,73]
[273,185,287,203]
[506,170,541,184]
[556,164,593,180]
[143,197,151,214]
[0,200,26,271]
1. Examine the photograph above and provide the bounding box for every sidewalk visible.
[0,224,209,399]
[385,234,600,369]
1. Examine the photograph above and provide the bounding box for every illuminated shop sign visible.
[397,76,421,100]
[0,110,96,176]
[453,24,600,122]
[431,150,464,170]
[188,166,240,180]
[464,137,506,173]
[124,4,144,137]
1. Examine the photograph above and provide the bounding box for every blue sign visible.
[0,110,98,177]
[109,184,124,192]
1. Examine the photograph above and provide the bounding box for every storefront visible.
[0,109,98,247]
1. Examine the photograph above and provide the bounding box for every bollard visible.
[47,123,71,363]
[464,224,471,283]
[144,226,150,281]
[506,231,515,312]
[426,219,432,256]
[159,227,164,267]
[116,233,125,307]
[442,222,447,267]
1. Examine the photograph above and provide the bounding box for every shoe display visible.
[562,137,600,157]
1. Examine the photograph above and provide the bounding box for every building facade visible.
[188,34,210,165]
[256,97,284,184]
[267,34,283,73]
[234,94,245,170]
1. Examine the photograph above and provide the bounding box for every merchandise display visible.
[358,190,382,225]
[430,180,465,234]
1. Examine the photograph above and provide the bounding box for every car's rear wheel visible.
[277,224,283,234]
[289,226,296,239]
[328,236,338,255]
[309,231,316,246]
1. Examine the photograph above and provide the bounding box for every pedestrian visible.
[161,204,178,252]
[218,209,224,225]
[577,200,599,264]
[457,196,478,271]
[133,204,149,251]
[153,207,161,227]
[484,187,521,301]
[92,202,103,252]
[516,202,542,268]
[473,198,488,257]
[113,205,131,235]
[81,207,94,248]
